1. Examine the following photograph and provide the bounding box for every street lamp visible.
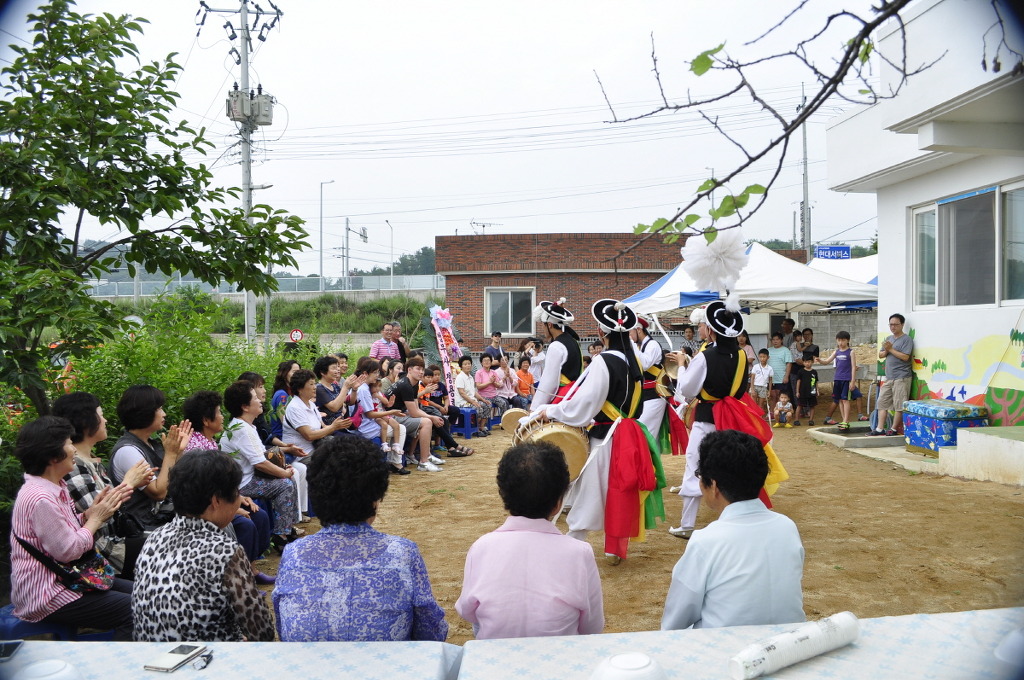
[319,180,334,293]
[385,220,395,290]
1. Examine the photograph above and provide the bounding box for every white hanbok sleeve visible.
[543,355,610,428]
[639,338,662,371]
[532,341,568,410]
[675,351,708,401]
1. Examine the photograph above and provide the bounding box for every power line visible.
[0,27,30,43]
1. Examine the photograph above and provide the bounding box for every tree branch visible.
[597,0,922,262]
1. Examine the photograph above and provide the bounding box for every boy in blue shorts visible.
[816,331,856,430]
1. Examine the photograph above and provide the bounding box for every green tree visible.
[0,1,307,414]
[351,246,436,277]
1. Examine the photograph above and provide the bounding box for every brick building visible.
[435,232,683,350]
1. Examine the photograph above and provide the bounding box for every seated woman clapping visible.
[132,450,276,642]
[108,385,192,531]
[220,380,302,552]
[10,416,135,639]
[53,392,154,579]
[273,436,448,641]
[456,441,604,639]
[282,369,350,520]
[181,390,274,582]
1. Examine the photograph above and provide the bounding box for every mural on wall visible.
[895,314,1024,426]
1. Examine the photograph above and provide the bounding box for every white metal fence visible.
[87,275,446,297]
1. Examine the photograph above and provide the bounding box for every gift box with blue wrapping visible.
[902,398,989,456]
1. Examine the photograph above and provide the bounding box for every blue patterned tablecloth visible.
[1,639,462,680]
[458,607,1024,680]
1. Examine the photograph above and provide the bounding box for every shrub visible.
[70,294,284,456]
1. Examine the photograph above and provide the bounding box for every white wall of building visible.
[827,0,1024,423]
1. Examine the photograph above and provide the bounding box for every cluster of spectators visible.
[6,347,485,641]
[9,384,805,642]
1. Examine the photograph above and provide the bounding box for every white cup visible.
[591,652,668,680]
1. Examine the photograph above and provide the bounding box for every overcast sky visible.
[0,0,889,276]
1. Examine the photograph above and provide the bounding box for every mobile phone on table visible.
[144,643,207,672]
[0,640,23,662]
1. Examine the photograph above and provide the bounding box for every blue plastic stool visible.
[489,414,502,429]
[0,603,73,640]
[454,407,477,438]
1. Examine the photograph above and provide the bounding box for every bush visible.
[70,293,284,456]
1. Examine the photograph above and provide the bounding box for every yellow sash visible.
[599,355,644,423]
[698,351,746,402]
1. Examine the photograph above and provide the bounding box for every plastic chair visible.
[0,603,73,640]
[454,408,477,438]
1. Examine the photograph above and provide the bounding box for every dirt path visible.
[260,425,1024,644]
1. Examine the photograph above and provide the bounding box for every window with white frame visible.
[486,288,535,335]
[1005,188,1024,301]
[913,183,1023,307]
[914,208,936,306]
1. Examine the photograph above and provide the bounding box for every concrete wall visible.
[938,428,1024,486]
[798,309,878,348]
[211,333,380,353]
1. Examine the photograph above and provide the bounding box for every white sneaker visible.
[668,526,693,539]
[427,454,445,465]
[381,443,391,453]
[417,461,442,472]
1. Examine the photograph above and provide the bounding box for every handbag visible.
[254,446,288,479]
[111,509,145,539]
[13,534,115,592]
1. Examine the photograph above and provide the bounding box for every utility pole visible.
[343,220,368,286]
[240,1,255,344]
[799,83,812,262]
[203,0,282,345]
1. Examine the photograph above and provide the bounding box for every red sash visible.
[550,380,575,404]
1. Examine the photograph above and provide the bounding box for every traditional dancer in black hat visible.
[531,298,583,410]
[536,299,665,564]
[631,316,669,443]
[669,301,788,539]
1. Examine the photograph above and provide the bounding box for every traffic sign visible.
[289,328,304,342]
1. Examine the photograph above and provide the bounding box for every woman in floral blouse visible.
[273,436,448,641]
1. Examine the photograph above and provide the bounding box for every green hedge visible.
[0,293,344,509]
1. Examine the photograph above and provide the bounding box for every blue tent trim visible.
[678,291,719,308]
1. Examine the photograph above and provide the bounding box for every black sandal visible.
[447,446,473,457]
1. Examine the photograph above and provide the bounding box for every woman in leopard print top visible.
[132,451,274,642]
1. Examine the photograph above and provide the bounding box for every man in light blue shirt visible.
[661,429,805,630]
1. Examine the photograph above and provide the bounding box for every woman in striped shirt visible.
[9,416,134,638]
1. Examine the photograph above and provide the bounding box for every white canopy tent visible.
[624,242,878,315]
[807,254,879,285]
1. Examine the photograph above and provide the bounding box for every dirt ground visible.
[256,423,1024,645]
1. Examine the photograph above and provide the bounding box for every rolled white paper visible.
[728,611,860,680]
